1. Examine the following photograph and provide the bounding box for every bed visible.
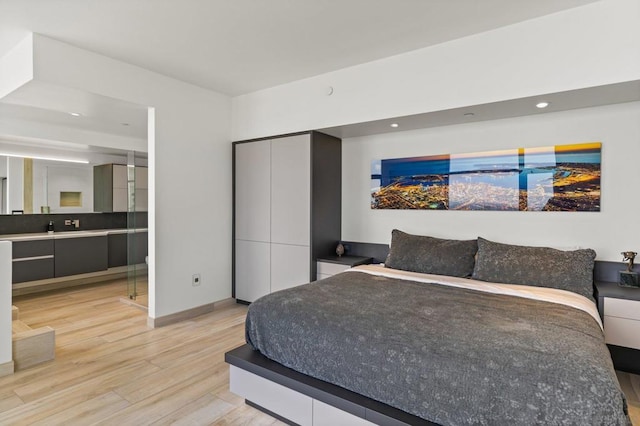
[227,231,631,425]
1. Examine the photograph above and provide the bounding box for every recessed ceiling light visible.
[536,102,550,109]
[69,112,82,117]
[390,123,399,128]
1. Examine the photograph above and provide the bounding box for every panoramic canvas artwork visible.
[371,142,601,211]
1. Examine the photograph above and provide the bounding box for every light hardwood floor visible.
[2,280,639,425]
[619,371,640,425]
[3,279,283,425]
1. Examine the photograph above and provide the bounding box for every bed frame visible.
[226,251,634,425]
[225,344,436,426]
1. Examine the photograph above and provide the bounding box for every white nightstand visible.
[604,298,640,350]
[316,255,372,280]
[596,281,640,374]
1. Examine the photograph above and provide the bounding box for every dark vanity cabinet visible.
[8,230,148,286]
[108,233,128,267]
[108,232,148,268]
[12,240,55,283]
[54,236,108,277]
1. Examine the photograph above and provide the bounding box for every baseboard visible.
[147,297,235,328]
[214,297,236,308]
[148,302,215,328]
[0,360,14,377]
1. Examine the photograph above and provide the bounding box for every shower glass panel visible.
[126,151,148,306]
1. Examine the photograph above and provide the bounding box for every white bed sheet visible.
[346,264,603,330]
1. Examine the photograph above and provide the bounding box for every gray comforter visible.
[245,271,630,425]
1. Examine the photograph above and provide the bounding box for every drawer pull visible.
[13,255,55,262]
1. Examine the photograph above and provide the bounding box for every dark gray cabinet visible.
[10,230,148,285]
[12,240,55,283]
[108,234,127,267]
[54,236,108,277]
[108,232,148,267]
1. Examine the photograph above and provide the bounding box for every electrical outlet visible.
[192,273,201,286]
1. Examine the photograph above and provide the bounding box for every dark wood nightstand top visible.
[316,255,373,267]
[595,281,640,301]
[594,280,640,320]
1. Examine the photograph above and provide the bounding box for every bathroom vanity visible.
[1,229,148,295]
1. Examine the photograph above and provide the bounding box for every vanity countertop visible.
[0,228,148,242]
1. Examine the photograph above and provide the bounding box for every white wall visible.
[32,162,93,213]
[0,241,11,369]
[342,102,640,261]
[229,0,640,264]
[2,34,232,319]
[232,0,640,140]
[0,34,33,99]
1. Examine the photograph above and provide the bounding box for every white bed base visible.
[225,344,434,426]
[230,366,373,425]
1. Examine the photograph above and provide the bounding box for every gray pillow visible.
[385,230,477,277]
[472,237,596,300]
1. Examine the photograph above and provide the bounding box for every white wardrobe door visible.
[271,243,310,293]
[112,187,129,212]
[112,164,128,189]
[134,188,148,212]
[270,135,310,246]
[235,141,271,242]
[235,240,270,302]
[134,167,148,189]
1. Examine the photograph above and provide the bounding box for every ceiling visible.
[0,0,597,96]
[0,0,603,158]
[321,81,640,139]
[1,81,147,140]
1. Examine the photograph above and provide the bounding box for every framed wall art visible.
[371,142,601,211]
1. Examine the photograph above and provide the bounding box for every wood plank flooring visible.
[619,371,640,425]
[2,279,283,425]
[2,280,639,425]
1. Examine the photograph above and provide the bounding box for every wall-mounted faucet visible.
[64,219,80,228]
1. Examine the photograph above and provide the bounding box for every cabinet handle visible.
[13,255,54,262]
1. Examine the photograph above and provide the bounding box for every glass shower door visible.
[126,151,148,306]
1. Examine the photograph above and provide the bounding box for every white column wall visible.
[4,34,233,319]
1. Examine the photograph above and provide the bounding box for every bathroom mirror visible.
[0,152,147,215]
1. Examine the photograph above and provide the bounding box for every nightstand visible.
[595,281,640,374]
[316,255,373,280]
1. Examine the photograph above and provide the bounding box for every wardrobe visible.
[233,131,341,303]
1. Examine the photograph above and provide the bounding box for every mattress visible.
[245,265,630,425]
